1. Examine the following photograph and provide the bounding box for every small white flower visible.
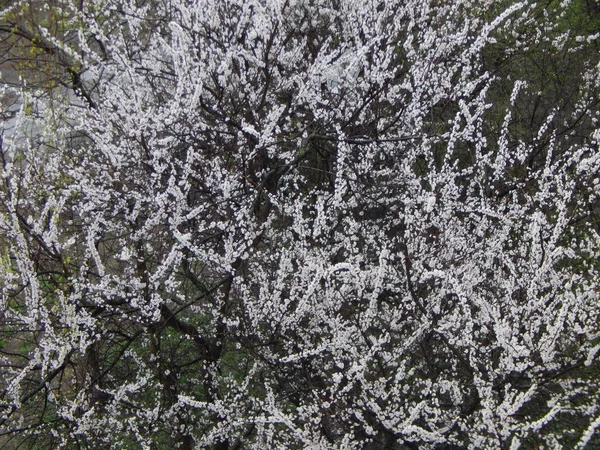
[118,247,132,261]
[425,195,436,213]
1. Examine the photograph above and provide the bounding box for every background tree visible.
[1,0,600,448]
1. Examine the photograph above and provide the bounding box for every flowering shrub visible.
[1,0,600,448]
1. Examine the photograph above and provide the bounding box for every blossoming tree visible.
[1,0,600,448]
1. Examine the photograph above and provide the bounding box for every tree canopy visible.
[1,0,600,448]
